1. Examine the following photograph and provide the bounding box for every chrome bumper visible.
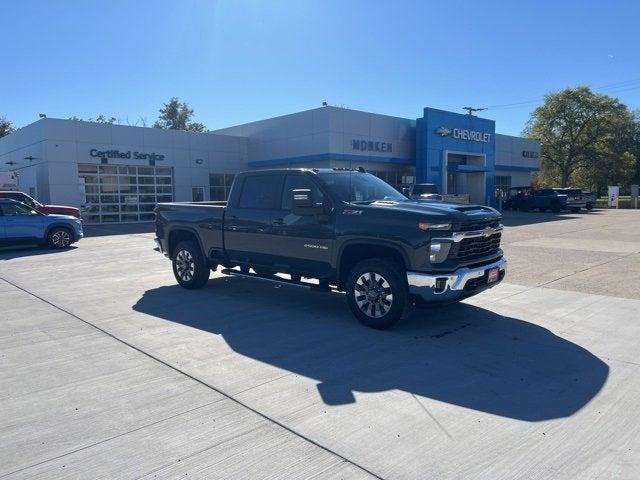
[407,257,507,302]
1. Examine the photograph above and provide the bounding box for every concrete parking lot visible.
[1,209,639,479]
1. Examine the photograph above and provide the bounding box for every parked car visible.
[504,187,584,213]
[154,168,506,329]
[502,186,531,210]
[0,199,83,248]
[552,188,587,212]
[0,191,81,218]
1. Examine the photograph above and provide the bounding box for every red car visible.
[0,191,81,218]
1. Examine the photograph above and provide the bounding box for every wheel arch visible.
[167,226,205,260]
[336,240,409,287]
[44,222,76,241]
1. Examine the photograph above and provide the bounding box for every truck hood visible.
[40,204,81,217]
[366,199,501,223]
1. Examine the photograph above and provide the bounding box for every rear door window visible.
[238,175,280,210]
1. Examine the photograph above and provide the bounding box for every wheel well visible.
[338,243,406,286]
[168,229,199,259]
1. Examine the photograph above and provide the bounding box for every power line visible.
[484,77,640,111]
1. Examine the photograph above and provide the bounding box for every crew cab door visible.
[270,173,336,276]
[224,173,283,268]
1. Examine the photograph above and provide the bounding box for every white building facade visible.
[0,106,540,223]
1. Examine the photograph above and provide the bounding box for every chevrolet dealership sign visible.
[436,126,491,143]
[351,139,393,153]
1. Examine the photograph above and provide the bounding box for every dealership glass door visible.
[78,164,173,223]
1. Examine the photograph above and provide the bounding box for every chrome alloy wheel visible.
[175,249,195,282]
[354,272,393,318]
[51,230,71,247]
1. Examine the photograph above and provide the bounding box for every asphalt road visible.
[1,209,639,479]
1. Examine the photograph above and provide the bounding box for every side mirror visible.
[292,188,323,216]
[402,187,410,196]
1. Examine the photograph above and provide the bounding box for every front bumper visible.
[74,223,84,241]
[407,257,507,303]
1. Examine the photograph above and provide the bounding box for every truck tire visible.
[346,259,409,329]
[586,202,594,211]
[172,240,210,289]
[551,201,562,213]
[47,227,73,249]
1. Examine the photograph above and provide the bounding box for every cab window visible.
[281,175,325,210]
[1,202,38,216]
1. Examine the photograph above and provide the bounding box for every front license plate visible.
[487,268,500,284]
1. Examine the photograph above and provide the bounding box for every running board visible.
[220,268,331,292]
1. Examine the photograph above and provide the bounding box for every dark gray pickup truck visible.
[155,168,506,329]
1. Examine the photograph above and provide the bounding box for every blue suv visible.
[0,199,83,248]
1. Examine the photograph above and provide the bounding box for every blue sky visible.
[1,0,639,135]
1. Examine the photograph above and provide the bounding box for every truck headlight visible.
[418,222,451,231]
[429,241,451,263]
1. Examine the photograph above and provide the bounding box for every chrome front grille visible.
[447,232,502,260]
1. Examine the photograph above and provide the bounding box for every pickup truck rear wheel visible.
[172,240,209,289]
[346,259,409,329]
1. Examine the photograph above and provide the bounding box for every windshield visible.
[318,172,407,204]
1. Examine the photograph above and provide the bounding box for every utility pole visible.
[463,106,487,116]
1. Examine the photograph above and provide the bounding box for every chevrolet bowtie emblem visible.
[436,127,452,137]
[482,227,495,237]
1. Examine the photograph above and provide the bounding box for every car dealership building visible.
[0,106,539,223]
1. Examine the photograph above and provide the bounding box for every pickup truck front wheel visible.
[172,241,210,289]
[346,259,409,329]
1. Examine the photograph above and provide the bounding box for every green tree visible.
[0,115,14,138]
[628,111,640,185]
[523,86,631,187]
[153,97,207,132]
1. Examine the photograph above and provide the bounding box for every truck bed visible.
[155,202,227,256]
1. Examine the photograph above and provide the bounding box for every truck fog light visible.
[429,242,450,263]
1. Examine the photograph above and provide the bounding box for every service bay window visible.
[78,164,174,223]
